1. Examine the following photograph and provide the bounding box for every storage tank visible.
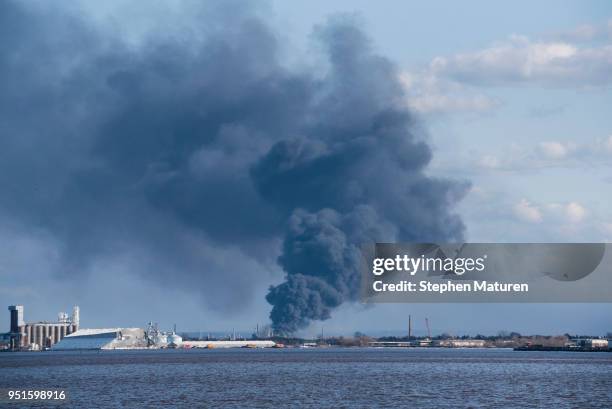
[154,333,168,346]
[167,332,182,348]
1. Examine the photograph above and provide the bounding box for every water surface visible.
[2,348,611,408]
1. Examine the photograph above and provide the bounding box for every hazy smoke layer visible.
[0,1,467,333]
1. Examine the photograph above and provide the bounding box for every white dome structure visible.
[167,332,182,348]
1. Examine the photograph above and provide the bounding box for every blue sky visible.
[2,0,611,337]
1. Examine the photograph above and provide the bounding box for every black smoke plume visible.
[0,1,467,333]
[256,21,467,333]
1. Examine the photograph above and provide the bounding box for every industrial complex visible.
[1,305,276,351]
[1,305,609,352]
[2,305,80,350]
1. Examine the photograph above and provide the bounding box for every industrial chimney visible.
[408,315,412,339]
[72,306,80,330]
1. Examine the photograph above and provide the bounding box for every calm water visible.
[1,348,611,408]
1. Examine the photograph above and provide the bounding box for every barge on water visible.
[514,345,612,352]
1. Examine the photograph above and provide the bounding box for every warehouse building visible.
[53,328,147,350]
[573,338,609,349]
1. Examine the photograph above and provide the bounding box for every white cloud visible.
[564,202,586,223]
[514,200,587,224]
[545,201,587,224]
[429,34,612,87]
[401,22,612,115]
[468,136,612,173]
[538,141,571,159]
[514,199,542,223]
[605,135,612,153]
[399,72,499,114]
[407,93,498,114]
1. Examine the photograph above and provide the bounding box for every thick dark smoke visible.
[0,1,467,333]
[256,22,467,333]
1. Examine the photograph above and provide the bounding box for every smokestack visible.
[408,315,412,339]
[71,306,80,330]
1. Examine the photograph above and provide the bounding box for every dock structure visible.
[183,340,276,349]
[368,339,486,348]
[368,340,433,347]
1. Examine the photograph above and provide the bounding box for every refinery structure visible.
[143,322,275,349]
